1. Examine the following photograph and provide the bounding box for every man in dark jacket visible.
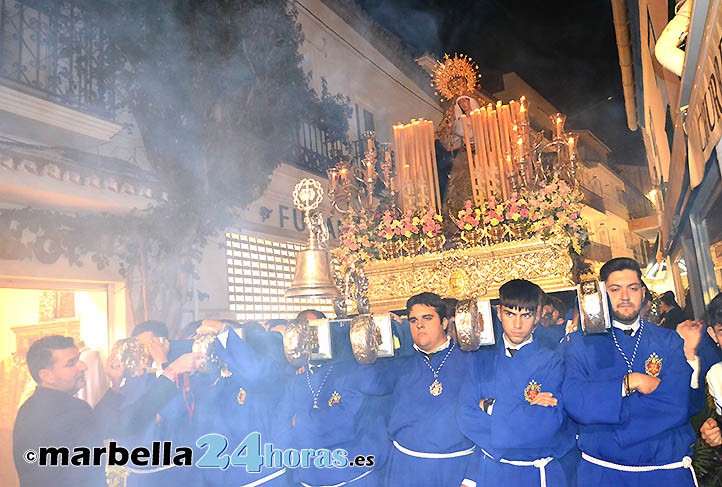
[13,335,202,487]
[659,290,688,330]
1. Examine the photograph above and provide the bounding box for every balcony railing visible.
[625,185,656,219]
[579,184,606,214]
[290,120,346,175]
[291,122,395,179]
[586,241,613,262]
[0,0,117,116]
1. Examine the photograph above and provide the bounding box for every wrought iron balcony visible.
[0,0,117,117]
[579,184,606,214]
[290,121,391,178]
[586,241,613,262]
[289,120,346,175]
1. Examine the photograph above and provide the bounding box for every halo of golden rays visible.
[432,53,480,102]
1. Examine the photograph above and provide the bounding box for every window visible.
[225,233,334,321]
[363,109,375,132]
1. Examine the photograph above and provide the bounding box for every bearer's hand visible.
[166,352,207,375]
[565,319,578,335]
[135,331,169,365]
[677,320,704,360]
[701,418,722,447]
[628,372,661,394]
[530,391,558,407]
[195,319,226,335]
[105,356,125,391]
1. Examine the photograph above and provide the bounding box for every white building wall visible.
[295,0,442,142]
[637,0,675,184]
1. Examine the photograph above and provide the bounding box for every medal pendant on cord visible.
[423,341,455,397]
[429,378,443,396]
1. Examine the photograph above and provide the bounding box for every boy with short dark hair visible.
[458,279,575,486]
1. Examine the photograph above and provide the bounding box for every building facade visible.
[613,0,722,315]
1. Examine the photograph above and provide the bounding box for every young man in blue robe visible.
[277,318,389,486]
[199,320,290,487]
[370,292,475,487]
[458,279,576,487]
[563,257,698,486]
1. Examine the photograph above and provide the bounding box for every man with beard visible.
[563,257,698,486]
[13,335,203,487]
[534,294,570,350]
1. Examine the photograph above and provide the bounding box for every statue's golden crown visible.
[432,53,480,102]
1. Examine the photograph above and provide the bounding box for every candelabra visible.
[326,131,395,214]
[535,113,580,188]
[510,100,580,192]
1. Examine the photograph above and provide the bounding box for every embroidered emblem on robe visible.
[645,353,662,378]
[328,391,341,407]
[524,380,541,403]
[237,387,247,405]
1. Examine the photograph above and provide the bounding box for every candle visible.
[365,158,375,181]
[519,96,529,126]
[327,167,339,193]
[366,133,375,153]
[339,165,349,185]
[568,134,577,159]
[475,107,491,201]
[552,113,566,140]
[426,120,441,211]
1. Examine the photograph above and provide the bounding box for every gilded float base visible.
[364,237,575,313]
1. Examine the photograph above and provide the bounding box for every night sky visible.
[355,0,646,165]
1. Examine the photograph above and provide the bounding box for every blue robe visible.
[368,342,475,487]
[458,340,576,486]
[534,324,566,350]
[692,332,722,414]
[277,359,388,486]
[562,321,697,486]
[199,327,289,487]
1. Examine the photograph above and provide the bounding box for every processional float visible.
[284,53,611,363]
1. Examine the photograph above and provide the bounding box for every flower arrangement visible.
[455,200,483,231]
[504,192,532,224]
[376,209,403,241]
[399,209,422,240]
[332,209,378,268]
[481,194,505,228]
[331,178,587,264]
[416,207,443,238]
[528,178,589,254]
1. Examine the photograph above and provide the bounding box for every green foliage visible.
[7,0,350,330]
[89,0,348,225]
[692,392,722,486]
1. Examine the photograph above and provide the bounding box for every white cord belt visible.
[124,464,177,474]
[300,469,373,487]
[581,452,698,487]
[238,468,288,487]
[482,448,553,487]
[393,440,475,459]
[127,465,287,487]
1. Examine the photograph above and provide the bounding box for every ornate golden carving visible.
[365,237,575,312]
